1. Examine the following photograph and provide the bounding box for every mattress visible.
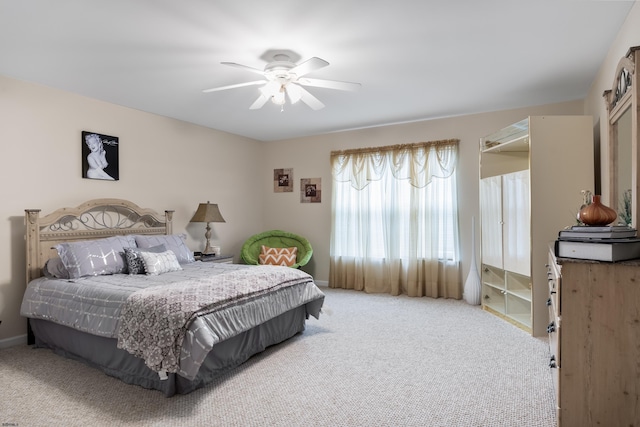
[21,262,324,380]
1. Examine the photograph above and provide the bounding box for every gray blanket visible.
[117,265,319,375]
[21,262,325,380]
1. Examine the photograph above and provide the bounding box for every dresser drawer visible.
[547,257,561,317]
[547,249,562,416]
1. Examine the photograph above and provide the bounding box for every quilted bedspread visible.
[21,263,324,380]
[117,265,318,375]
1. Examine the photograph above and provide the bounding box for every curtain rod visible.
[330,138,459,157]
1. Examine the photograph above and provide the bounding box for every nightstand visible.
[199,254,234,264]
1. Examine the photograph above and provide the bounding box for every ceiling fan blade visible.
[260,80,281,98]
[299,86,325,110]
[249,94,269,110]
[290,57,329,77]
[202,80,265,93]
[285,83,303,104]
[297,77,361,92]
[221,61,266,76]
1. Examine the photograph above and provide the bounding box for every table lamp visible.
[190,201,225,255]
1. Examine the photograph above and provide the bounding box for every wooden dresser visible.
[547,246,640,426]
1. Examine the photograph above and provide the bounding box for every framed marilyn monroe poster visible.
[82,131,119,181]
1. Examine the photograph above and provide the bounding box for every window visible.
[329,140,460,297]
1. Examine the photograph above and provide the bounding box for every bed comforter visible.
[20,262,324,380]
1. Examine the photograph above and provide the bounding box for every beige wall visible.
[0,77,586,346]
[0,78,591,346]
[267,0,640,288]
[4,0,639,343]
[0,75,265,343]
[261,100,586,285]
[585,2,640,204]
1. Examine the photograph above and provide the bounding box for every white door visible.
[480,176,503,269]
[502,170,530,276]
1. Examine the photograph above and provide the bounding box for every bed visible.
[20,198,325,396]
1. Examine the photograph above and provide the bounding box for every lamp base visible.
[202,222,215,255]
[202,240,215,255]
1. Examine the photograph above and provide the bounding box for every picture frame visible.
[82,131,119,181]
[300,178,321,203]
[274,168,293,192]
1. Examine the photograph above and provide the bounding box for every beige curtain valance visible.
[330,139,459,190]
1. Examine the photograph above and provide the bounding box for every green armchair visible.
[241,230,313,268]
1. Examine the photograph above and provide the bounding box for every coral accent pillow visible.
[259,245,298,267]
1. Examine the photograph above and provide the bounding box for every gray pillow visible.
[123,244,166,275]
[42,257,70,279]
[134,234,195,264]
[54,235,136,279]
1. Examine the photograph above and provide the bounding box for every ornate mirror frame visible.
[603,46,639,227]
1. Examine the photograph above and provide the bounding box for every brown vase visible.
[579,195,618,226]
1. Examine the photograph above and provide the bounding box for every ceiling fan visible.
[202,53,361,111]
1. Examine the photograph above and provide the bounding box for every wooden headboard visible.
[25,198,174,285]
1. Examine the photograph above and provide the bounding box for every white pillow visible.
[140,249,183,275]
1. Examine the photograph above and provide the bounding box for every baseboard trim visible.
[0,334,27,349]
[314,280,328,287]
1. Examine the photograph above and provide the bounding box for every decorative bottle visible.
[578,195,618,226]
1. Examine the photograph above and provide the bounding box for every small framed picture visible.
[274,168,293,192]
[300,178,321,203]
[82,131,119,181]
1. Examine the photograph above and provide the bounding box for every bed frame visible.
[23,198,310,396]
[25,198,173,286]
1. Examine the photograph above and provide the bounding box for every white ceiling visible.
[0,1,635,142]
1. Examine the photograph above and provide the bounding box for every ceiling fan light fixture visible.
[260,81,280,97]
[203,53,360,111]
[271,86,286,106]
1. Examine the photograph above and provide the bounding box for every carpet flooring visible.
[0,287,556,426]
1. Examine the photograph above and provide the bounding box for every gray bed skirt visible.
[29,306,308,397]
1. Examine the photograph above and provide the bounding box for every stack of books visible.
[555,225,640,262]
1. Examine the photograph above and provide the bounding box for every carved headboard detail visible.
[603,46,639,227]
[25,198,174,285]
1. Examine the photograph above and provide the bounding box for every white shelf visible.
[480,116,594,336]
[482,135,529,153]
[507,289,532,302]
[481,118,529,152]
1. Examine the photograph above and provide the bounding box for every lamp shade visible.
[190,202,225,223]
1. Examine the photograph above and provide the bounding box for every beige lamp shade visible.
[190,202,225,255]
[190,202,226,223]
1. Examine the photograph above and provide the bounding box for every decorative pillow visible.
[139,249,183,275]
[54,235,136,279]
[134,234,195,264]
[258,246,298,267]
[42,257,70,279]
[123,244,166,275]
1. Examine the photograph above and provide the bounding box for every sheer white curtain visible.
[329,140,460,298]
